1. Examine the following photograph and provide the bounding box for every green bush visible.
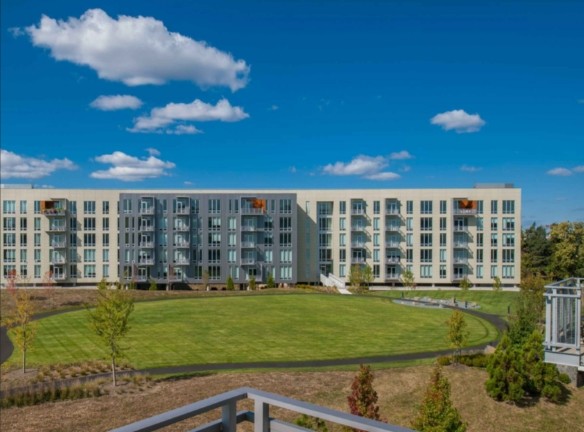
[436,355,452,366]
[558,373,571,384]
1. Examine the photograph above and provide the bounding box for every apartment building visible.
[0,184,521,288]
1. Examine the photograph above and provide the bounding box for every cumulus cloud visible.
[26,8,249,90]
[389,150,413,160]
[90,94,143,111]
[547,166,584,176]
[461,165,482,172]
[91,151,175,181]
[547,167,573,176]
[269,105,279,111]
[0,149,76,179]
[431,109,486,133]
[322,155,400,181]
[129,98,248,133]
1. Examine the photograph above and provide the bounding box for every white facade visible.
[0,184,521,287]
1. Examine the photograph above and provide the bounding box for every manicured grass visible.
[370,290,519,318]
[12,294,498,369]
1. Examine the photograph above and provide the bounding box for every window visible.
[440,249,447,262]
[103,249,109,262]
[491,233,498,247]
[102,233,109,247]
[208,217,221,230]
[502,200,515,214]
[102,218,109,231]
[4,233,16,246]
[3,249,16,263]
[339,249,346,262]
[34,233,41,246]
[406,200,413,214]
[228,249,237,263]
[319,233,331,247]
[280,216,292,231]
[84,217,96,231]
[102,201,110,214]
[34,217,41,231]
[477,249,483,263]
[373,264,380,278]
[491,265,498,278]
[20,233,27,246]
[20,200,27,214]
[491,200,498,214]
[340,233,346,247]
[502,218,515,231]
[373,201,380,214]
[2,200,16,214]
[440,217,447,231]
[420,233,432,246]
[281,249,293,263]
[490,217,498,231]
[20,217,27,230]
[420,265,432,278]
[420,217,432,231]
[84,201,96,214]
[339,217,346,231]
[440,200,447,214]
[420,200,433,214]
[279,266,292,280]
[491,249,498,263]
[84,249,96,263]
[420,249,432,263]
[440,233,447,246]
[406,233,413,246]
[503,249,515,263]
[477,200,483,214]
[228,217,237,230]
[406,217,413,231]
[280,232,292,246]
[84,265,96,278]
[440,265,446,279]
[209,199,221,214]
[279,199,292,214]
[208,232,221,246]
[20,249,27,263]
[502,265,515,279]
[103,264,109,278]
[339,264,346,277]
[265,250,273,263]
[477,217,483,231]
[339,201,346,215]
[373,233,380,246]
[406,248,413,263]
[373,217,380,231]
[208,249,221,263]
[263,232,272,246]
[373,249,380,262]
[476,233,483,247]
[3,217,16,231]
[503,233,515,247]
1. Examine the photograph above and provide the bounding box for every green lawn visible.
[12,294,499,369]
[369,290,519,318]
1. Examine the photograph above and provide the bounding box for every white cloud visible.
[461,164,482,172]
[269,105,279,111]
[90,94,143,111]
[184,181,193,186]
[90,151,175,181]
[166,124,202,135]
[146,148,160,156]
[322,155,400,181]
[129,98,248,133]
[389,150,413,160]
[547,167,572,176]
[573,165,584,173]
[26,9,249,90]
[0,149,76,179]
[8,27,25,37]
[430,109,486,133]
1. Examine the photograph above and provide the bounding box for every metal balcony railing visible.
[453,208,477,215]
[139,207,155,215]
[110,387,413,432]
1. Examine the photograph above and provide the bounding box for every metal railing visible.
[110,387,412,432]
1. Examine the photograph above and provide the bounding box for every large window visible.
[420,200,433,214]
[84,201,96,214]
[2,200,16,214]
[420,217,432,231]
[279,199,292,214]
[502,200,515,214]
[209,199,221,214]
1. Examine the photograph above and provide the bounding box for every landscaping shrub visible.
[436,356,452,366]
[558,373,571,384]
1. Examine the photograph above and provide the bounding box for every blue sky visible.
[1,0,583,226]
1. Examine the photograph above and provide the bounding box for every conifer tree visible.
[485,334,525,403]
[412,365,466,432]
[347,364,383,431]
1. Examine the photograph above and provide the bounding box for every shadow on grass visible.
[156,371,216,382]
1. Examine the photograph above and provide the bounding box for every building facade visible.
[0,184,521,288]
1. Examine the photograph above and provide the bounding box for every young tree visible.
[362,264,373,289]
[521,330,562,402]
[42,270,56,308]
[248,275,256,290]
[226,275,235,291]
[446,310,469,363]
[87,284,135,386]
[492,276,502,292]
[266,272,275,289]
[485,334,525,403]
[347,364,383,430]
[348,264,364,292]
[149,278,157,291]
[202,269,210,290]
[459,277,471,292]
[402,268,415,290]
[508,275,546,346]
[521,223,551,278]
[548,222,584,279]
[3,289,37,373]
[411,365,466,432]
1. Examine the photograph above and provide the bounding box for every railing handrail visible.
[110,387,413,432]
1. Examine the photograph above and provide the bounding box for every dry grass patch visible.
[1,366,582,432]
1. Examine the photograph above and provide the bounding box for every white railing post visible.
[254,399,270,432]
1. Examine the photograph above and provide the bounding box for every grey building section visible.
[118,193,297,286]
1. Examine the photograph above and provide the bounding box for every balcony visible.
[351,208,366,215]
[386,207,400,215]
[174,207,190,215]
[385,224,401,232]
[241,208,265,215]
[139,242,154,248]
[453,257,469,264]
[140,225,155,232]
[174,241,190,248]
[47,225,67,232]
[139,207,155,215]
[50,257,66,264]
[174,258,190,265]
[351,225,366,232]
[452,274,466,281]
[53,273,67,281]
[241,258,256,265]
[453,242,469,249]
[386,257,401,264]
[50,241,67,248]
[385,274,400,281]
[241,225,260,232]
[111,387,411,432]
[351,257,366,264]
[351,242,366,248]
[453,226,469,232]
[42,208,66,217]
[138,259,155,265]
[241,242,256,248]
[386,242,401,248]
[453,208,477,215]
[173,225,190,232]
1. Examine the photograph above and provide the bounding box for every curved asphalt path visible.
[0,297,507,378]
